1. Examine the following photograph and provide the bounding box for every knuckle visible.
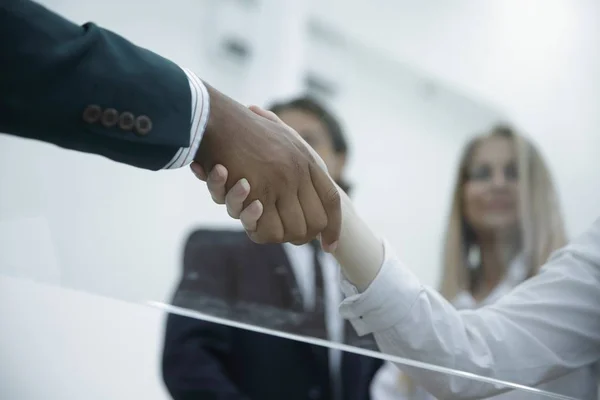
[259,183,276,205]
[211,195,225,205]
[262,183,272,198]
[270,228,285,243]
[274,155,305,188]
[316,218,327,233]
[306,214,327,236]
[249,228,274,244]
[324,186,341,208]
[206,179,220,192]
[327,186,341,203]
[240,210,254,226]
[247,231,263,244]
[251,223,284,244]
[305,227,320,240]
[240,215,252,229]
[285,227,307,244]
[298,226,308,239]
[257,232,283,244]
[225,193,241,210]
[289,155,305,179]
[226,207,239,219]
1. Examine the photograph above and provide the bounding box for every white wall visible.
[314,0,600,237]
[1,1,599,399]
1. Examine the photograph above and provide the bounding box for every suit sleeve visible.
[0,0,205,170]
[162,233,251,400]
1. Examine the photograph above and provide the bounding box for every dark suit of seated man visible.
[161,98,382,400]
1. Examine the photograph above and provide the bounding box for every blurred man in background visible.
[161,97,382,400]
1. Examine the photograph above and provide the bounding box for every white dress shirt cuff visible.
[339,239,423,335]
[163,67,210,169]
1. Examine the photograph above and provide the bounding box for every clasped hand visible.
[192,105,340,251]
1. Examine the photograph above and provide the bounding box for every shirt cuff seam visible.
[339,239,423,334]
[346,286,423,335]
[163,67,210,169]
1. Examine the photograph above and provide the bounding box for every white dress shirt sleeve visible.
[163,68,211,169]
[340,218,600,400]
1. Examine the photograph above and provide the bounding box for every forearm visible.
[330,191,384,291]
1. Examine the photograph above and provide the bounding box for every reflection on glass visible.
[153,301,585,400]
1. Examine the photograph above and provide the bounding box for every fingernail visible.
[324,241,338,253]
[210,167,221,180]
[250,199,263,214]
[235,179,249,195]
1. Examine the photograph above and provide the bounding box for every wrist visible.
[338,191,356,247]
[194,83,231,167]
[331,190,384,291]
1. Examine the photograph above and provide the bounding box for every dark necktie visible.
[304,241,331,384]
[305,240,328,338]
[309,241,345,400]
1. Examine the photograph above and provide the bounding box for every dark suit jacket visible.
[162,229,382,400]
[0,0,190,170]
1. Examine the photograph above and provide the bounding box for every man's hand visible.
[199,165,341,254]
[191,86,341,248]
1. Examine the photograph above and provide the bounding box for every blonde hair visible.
[439,124,567,300]
[398,125,568,393]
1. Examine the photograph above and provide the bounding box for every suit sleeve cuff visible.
[338,239,423,335]
[163,67,210,169]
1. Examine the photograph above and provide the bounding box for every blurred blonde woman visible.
[370,125,570,400]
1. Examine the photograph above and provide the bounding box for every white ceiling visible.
[311,0,599,127]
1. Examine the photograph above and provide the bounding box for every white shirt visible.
[283,243,345,399]
[163,68,210,169]
[369,255,598,400]
[339,217,600,400]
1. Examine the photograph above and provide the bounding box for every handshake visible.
[193,88,343,252]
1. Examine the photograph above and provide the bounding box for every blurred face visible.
[462,136,520,236]
[276,108,346,181]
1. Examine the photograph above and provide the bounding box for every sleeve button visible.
[101,108,119,128]
[82,105,102,124]
[135,115,152,136]
[118,112,135,131]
